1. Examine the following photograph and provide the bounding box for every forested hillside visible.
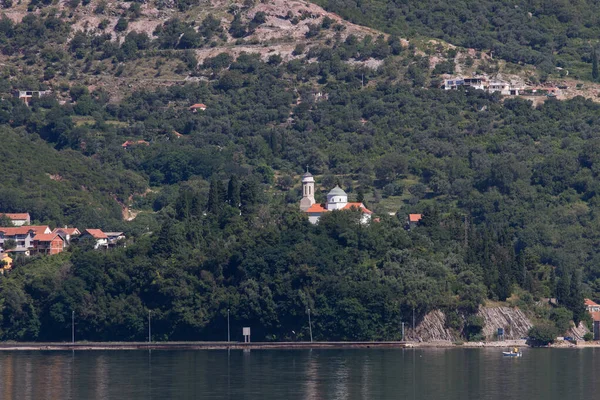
[315,0,600,79]
[0,0,596,342]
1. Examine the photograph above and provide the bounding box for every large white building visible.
[299,171,373,224]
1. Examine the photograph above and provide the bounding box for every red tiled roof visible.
[409,214,422,222]
[2,213,29,220]
[342,202,373,214]
[33,233,64,242]
[190,103,207,109]
[305,203,372,214]
[585,299,599,307]
[84,229,108,239]
[52,228,80,236]
[591,312,600,322]
[306,204,327,213]
[0,226,50,236]
[122,140,149,148]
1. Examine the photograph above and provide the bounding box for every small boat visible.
[502,347,522,357]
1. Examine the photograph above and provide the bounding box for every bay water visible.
[0,348,597,399]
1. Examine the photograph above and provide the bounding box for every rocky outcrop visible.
[409,306,534,342]
[477,306,533,340]
[409,310,458,342]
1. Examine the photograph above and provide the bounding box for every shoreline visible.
[0,339,595,351]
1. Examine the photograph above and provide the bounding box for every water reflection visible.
[1,348,600,399]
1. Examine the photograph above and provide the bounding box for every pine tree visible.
[593,47,599,81]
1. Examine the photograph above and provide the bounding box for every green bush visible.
[528,324,557,347]
[584,332,594,341]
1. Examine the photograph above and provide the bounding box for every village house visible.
[104,232,126,248]
[585,299,600,340]
[443,77,523,96]
[1,213,31,226]
[0,226,52,255]
[299,171,372,224]
[122,140,150,149]
[52,227,81,245]
[189,103,207,112]
[15,90,51,106]
[33,233,66,255]
[407,214,422,230]
[79,229,109,249]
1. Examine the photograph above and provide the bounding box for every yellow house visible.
[1,253,12,272]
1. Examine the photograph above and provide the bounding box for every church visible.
[299,171,373,224]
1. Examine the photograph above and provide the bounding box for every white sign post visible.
[243,327,251,343]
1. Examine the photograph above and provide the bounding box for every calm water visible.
[0,348,598,399]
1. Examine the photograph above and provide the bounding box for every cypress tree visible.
[593,47,599,81]
[227,175,241,207]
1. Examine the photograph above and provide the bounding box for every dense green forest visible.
[0,7,596,342]
[314,0,600,79]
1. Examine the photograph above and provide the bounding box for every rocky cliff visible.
[409,306,534,342]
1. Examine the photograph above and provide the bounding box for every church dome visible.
[327,185,346,196]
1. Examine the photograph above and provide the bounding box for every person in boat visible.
[512,347,519,353]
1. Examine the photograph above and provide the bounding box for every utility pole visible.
[72,310,75,344]
[227,309,230,343]
[148,310,151,344]
[402,322,405,342]
[307,308,313,343]
[412,307,415,339]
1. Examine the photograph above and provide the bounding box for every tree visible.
[528,324,557,347]
[2,239,16,250]
[207,177,225,215]
[227,175,241,207]
[593,47,599,81]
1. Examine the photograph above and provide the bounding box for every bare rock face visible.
[409,306,534,342]
[410,309,457,342]
[567,321,590,340]
[477,306,533,340]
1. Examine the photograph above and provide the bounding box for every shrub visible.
[528,324,557,347]
[584,332,594,341]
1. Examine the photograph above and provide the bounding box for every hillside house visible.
[444,77,522,95]
[79,229,109,249]
[0,226,52,254]
[407,214,422,230]
[33,233,66,255]
[1,213,31,226]
[189,103,207,112]
[299,171,372,224]
[15,90,51,106]
[585,299,600,340]
[122,140,150,149]
[105,232,126,248]
[52,227,81,244]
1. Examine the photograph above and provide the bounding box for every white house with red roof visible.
[0,225,52,254]
[79,229,109,249]
[1,213,31,226]
[299,171,372,224]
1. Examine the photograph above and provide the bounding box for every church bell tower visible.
[300,169,315,211]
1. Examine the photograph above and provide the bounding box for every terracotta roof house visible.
[122,140,150,149]
[299,171,372,224]
[1,213,31,226]
[189,103,207,112]
[0,226,52,254]
[407,214,422,230]
[33,233,65,255]
[79,229,109,249]
[585,299,600,313]
[52,227,81,244]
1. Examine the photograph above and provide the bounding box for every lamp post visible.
[227,309,230,343]
[148,310,151,344]
[307,308,313,343]
[72,310,75,344]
